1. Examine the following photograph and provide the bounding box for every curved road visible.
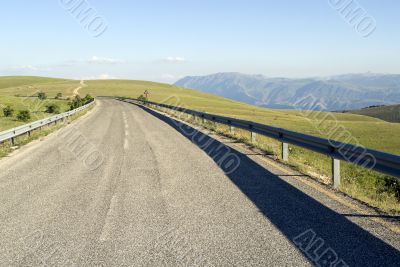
[0,99,399,266]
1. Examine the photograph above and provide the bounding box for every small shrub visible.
[17,110,31,122]
[55,93,63,99]
[377,176,400,201]
[37,91,47,100]
[83,94,94,104]
[138,94,148,102]
[45,103,61,114]
[3,106,14,117]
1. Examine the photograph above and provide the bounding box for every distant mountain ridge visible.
[175,72,400,111]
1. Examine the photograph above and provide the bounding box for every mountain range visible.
[175,72,400,111]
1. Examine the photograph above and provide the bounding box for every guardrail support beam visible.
[332,158,341,189]
[282,142,289,162]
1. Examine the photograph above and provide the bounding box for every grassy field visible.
[1,77,399,213]
[347,104,400,123]
[0,77,80,131]
[0,76,67,90]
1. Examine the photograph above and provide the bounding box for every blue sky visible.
[1,0,399,82]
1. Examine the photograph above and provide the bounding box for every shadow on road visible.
[134,102,400,266]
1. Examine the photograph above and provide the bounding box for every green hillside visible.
[0,76,68,90]
[0,76,79,131]
[348,104,400,123]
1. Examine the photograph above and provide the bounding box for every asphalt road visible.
[0,98,399,266]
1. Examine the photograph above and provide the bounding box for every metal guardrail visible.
[0,101,94,144]
[121,97,400,188]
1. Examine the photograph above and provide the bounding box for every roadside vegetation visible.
[0,77,80,131]
[68,94,94,110]
[0,104,94,159]
[137,94,149,102]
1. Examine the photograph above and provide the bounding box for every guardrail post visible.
[332,158,341,189]
[282,142,288,162]
[11,137,15,146]
[251,132,257,143]
[230,126,235,135]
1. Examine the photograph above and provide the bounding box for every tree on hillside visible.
[37,91,47,100]
[16,110,31,122]
[138,94,148,102]
[45,103,61,114]
[68,94,93,110]
[83,94,94,104]
[69,95,82,110]
[3,106,14,117]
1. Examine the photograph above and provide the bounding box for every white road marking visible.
[122,112,130,149]
[124,139,129,150]
[99,194,119,242]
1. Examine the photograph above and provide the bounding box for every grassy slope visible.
[0,76,67,90]
[0,77,80,131]
[348,104,400,123]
